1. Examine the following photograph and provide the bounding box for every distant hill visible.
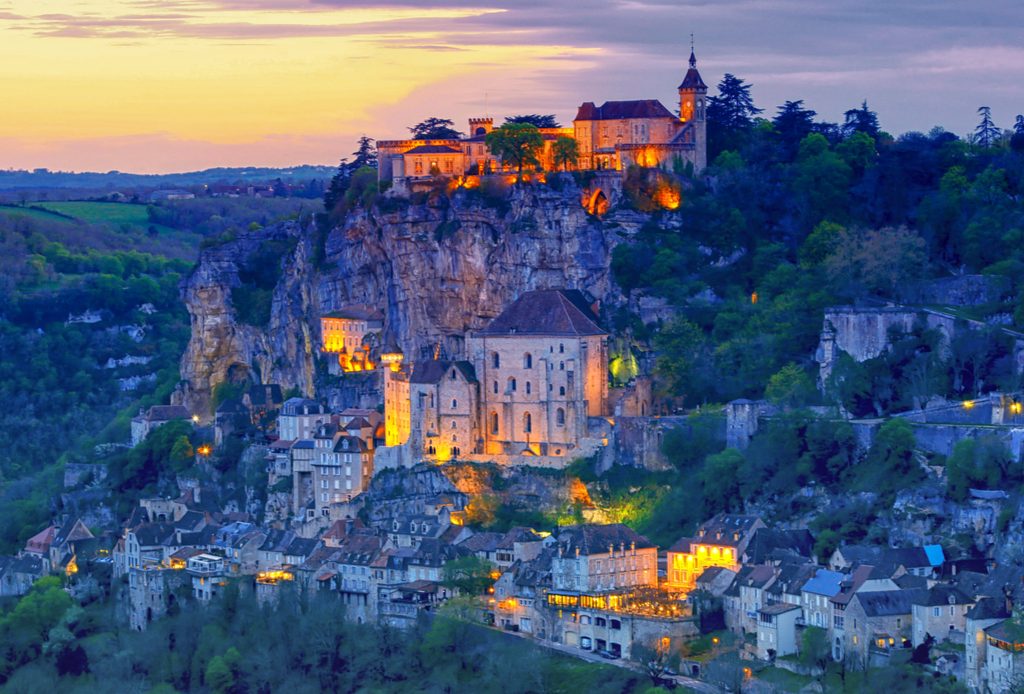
[0,165,335,191]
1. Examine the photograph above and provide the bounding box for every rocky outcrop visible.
[178,182,655,412]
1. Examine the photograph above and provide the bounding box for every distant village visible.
[6,283,1024,693]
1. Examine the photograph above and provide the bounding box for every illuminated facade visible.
[551,524,658,593]
[321,306,383,374]
[377,51,707,182]
[380,289,609,465]
[665,514,764,594]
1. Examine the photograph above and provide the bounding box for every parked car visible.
[595,649,618,660]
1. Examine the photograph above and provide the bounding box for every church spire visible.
[689,33,696,69]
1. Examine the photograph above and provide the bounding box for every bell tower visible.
[678,38,708,171]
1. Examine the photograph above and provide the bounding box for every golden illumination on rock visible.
[256,569,294,584]
[652,183,681,210]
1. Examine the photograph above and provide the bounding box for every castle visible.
[378,289,610,468]
[376,50,708,183]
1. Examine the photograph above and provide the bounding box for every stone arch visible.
[582,188,609,216]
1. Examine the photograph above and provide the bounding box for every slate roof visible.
[673,514,763,551]
[760,602,801,616]
[556,524,654,556]
[459,532,504,553]
[678,52,707,90]
[745,528,815,564]
[477,289,605,337]
[144,405,190,422]
[766,562,816,597]
[285,537,319,558]
[967,596,1011,621]
[332,435,369,454]
[409,360,477,384]
[803,569,846,597]
[281,398,325,416]
[914,584,973,607]
[574,99,676,122]
[404,144,462,154]
[854,589,927,617]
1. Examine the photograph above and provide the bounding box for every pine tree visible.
[707,74,762,130]
[842,101,880,139]
[975,106,1000,148]
[351,136,377,169]
[773,100,817,153]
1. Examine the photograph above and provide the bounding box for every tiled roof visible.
[574,99,676,122]
[854,589,927,617]
[477,289,605,337]
[914,584,973,607]
[678,67,707,91]
[404,144,462,154]
[745,528,814,563]
[146,405,190,422]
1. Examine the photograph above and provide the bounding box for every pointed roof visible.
[678,50,707,91]
[477,289,605,337]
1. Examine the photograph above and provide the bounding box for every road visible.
[494,627,723,693]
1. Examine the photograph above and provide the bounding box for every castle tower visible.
[678,45,708,171]
[467,117,493,138]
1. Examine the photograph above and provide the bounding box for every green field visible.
[37,201,155,226]
[0,204,76,224]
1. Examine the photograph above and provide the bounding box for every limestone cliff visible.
[178,181,655,413]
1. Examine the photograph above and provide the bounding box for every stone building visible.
[379,289,609,467]
[665,514,764,594]
[131,404,191,447]
[320,306,383,374]
[312,421,375,516]
[278,398,327,441]
[377,50,708,183]
[550,524,657,593]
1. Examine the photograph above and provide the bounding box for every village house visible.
[984,613,1024,694]
[278,398,327,441]
[312,422,375,516]
[842,588,925,665]
[320,306,383,374]
[0,555,46,597]
[666,514,765,594]
[910,584,974,646]
[131,404,191,447]
[965,596,1012,691]
[756,603,802,660]
[801,568,845,630]
[550,524,657,594]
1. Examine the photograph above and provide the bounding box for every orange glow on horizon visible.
[0,1,600,173]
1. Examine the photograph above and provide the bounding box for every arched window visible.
[559,386,566,396]
[490,412,499,435]
[523,412,532,434]
[559,343,564,354]
[507,377,517,393]
[451,399,458,409]
[451,421,457,429]
[523,353,533,369]
[556,408,565,426]
[493,381,498,394]
[526,382,532,395]
[559,362,565,370]
[492,352,500,368]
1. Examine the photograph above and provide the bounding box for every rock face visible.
[179,183,648,413]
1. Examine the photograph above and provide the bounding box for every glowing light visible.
[191,414,200,424]
[652,184,681,210]
[751,292,758,305]
[197,445,212,456]
[256,569,294,584]
[1011,402,1022,415]
[636,147,659,168]
[963,400,975,410]
[65,555,78,576]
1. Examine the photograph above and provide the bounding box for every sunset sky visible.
[2,0,1022,173]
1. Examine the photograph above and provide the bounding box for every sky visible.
[1,0,1022,174]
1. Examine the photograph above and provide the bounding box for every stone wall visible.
[901,274,1009,307]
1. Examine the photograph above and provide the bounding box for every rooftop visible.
[477,289,605,337]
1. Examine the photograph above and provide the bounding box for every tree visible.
[765,363,816,409]
[842,100,880,139]
[974,106,1000,148]
[632,639,680,686]
[773,100,817,154]
[824,225,927,299]
[552,136,579,171]
[442,555,495,595]
[702,449,744,513]
[408,117,463,140]
[708,74,762,130]
[800,626,831,678]
[485,122,544,178]
[862,418,919,492]
[504,114,559,128]
[1011,115,1024,153]
[351,135,377,169]
[323,158,350,213]
[653,317,711,401]
[946,436,1019,501]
